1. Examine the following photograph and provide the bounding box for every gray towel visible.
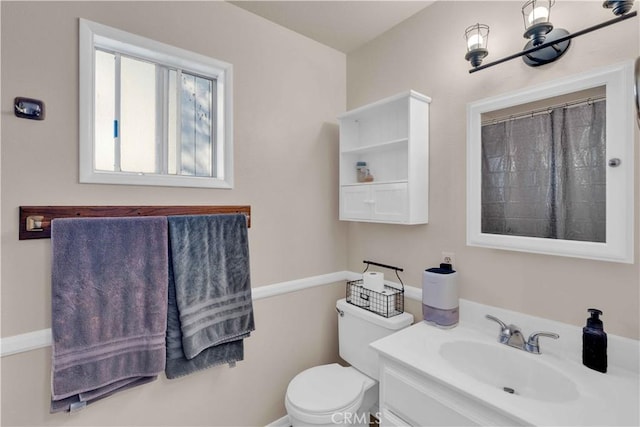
[50,216,168,413]
[165,214,254,379]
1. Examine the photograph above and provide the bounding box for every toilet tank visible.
[337,298,413,380]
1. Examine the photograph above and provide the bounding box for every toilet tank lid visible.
[337,298,413,330]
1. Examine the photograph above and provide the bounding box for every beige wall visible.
[1,283,347,426]
[1,1,346,425]
[347,1,640,339]
[2,1,639,425]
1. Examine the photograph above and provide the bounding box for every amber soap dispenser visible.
[582,308,607,373]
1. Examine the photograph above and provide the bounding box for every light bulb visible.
[467,33,483,51]
[527,6,549,25]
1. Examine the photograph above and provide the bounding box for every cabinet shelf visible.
[341,138,408,155]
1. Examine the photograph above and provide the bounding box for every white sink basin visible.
[439,340,579,403]
[370,301,640,426]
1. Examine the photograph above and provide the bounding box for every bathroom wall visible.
[1,1,346,425]
[346,1,640,339]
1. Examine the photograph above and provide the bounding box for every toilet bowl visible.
[285,299,413,426]
[286,364,376,427]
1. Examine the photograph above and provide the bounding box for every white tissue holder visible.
[346,280,404,318]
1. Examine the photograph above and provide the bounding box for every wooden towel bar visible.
[19,205,251,240]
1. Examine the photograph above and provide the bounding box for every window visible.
[79,19,233,188]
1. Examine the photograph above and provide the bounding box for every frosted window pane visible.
[120,56,156,173]
[168,70,178,175]
[195,76,212,177]
[181,73,195,175]
[180,73,214,177]
[94,50,115,171]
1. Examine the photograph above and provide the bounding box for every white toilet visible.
[285,298,414,426]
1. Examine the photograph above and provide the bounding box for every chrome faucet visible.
[486,314,559,354]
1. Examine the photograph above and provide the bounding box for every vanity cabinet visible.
[338,91,430,224]
[372,308,639,426]
[378,356,524,427]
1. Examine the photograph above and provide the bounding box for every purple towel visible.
[50,216,168,413]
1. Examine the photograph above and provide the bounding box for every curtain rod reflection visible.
[482,95,606,126]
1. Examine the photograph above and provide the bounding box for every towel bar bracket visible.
[19,205,252,240]
[26,215,45,232]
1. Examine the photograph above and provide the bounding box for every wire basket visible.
[346,261,405,318]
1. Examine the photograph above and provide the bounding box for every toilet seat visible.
[285,363,373,425]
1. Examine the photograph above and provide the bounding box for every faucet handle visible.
[486,314,510,344]
[526,331,560,354]
[485,314,508,330]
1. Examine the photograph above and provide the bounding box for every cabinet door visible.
[379,359,525,427]
[379,408,413,427]
[341,185,373,220]
[371,183,408,222]
[383,366,480,426]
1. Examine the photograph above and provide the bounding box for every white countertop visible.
[371,300,639,426]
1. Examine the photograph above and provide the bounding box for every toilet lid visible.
[286,364,366,414]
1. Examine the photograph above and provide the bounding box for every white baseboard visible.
[1,270,421,358]
[265,414,290,427]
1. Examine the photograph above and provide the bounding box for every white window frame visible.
[79,18,233,188]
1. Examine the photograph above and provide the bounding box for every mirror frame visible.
[467,61,634,263]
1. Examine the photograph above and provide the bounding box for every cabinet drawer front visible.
[380,408,413,427]
[380,362,523,427]
[341,185,373,220]
[371,182,408,222]
[383,366,480,426]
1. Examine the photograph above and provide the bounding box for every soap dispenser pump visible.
[582,308,607,373]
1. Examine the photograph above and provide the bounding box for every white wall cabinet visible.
[338,91,430,224]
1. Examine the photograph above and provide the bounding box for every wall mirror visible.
[467,62,634,263]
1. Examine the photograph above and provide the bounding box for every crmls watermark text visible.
[330,412,381,425]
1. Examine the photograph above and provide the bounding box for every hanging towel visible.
[50,216,168,413]
[165,214,254,379]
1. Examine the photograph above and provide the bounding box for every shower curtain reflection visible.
[481,100,606,242]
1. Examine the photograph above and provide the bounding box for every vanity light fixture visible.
[464,23,490,68]
[522,0,555,45]
[602,0,635,15]
[465,1,637,73]
[521,0,571,66]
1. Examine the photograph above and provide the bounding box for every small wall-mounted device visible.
[14,97,45,120]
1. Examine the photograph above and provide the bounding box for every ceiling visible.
[228,1,434,53]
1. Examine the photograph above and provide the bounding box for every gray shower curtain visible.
[481,100,606,242]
